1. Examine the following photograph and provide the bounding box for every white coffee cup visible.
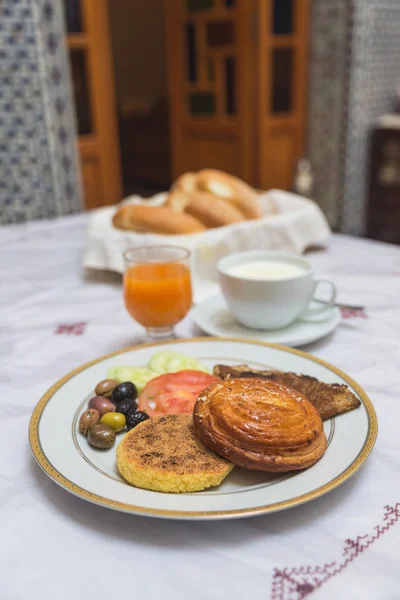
[218,250,336,330]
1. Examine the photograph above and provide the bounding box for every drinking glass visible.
[123,245,192,340]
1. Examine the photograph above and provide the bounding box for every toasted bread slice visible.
[213,365,361,420]
[117,414,233,493]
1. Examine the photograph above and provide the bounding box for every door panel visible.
[64,0,122,207]
[165,0,309,191]
[257,0,309,190]
[164,0,256,184]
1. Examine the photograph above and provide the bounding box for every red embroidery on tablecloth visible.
[340,307,368,319]
[55,322,87,335]
[271,503,400,599]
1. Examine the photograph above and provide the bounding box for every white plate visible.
[193,294,341,347]
[30,338,377,520]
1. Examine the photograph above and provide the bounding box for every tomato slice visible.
[138,370,217,417]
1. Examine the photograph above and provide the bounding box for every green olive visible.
[100,411,126,432]
[95,379,118,398]
[79,408,100,436]
[87,423,116,449]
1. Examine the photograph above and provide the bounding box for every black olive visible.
[126,410,149,431]
[118,397,138,416]
[111,381,137,404]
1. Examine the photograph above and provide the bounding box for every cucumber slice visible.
[167,355,209,373]
[148,351,209,374]
[106,366,155,392]
[148,351,184,374]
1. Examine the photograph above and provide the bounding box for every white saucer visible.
[193,294,341,347]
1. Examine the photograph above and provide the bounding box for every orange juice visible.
[124,263,192,328]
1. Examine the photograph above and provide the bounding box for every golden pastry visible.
[193,378,327,472]
[117,414,233,493]
[213,364,361,420]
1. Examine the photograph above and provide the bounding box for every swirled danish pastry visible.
[193,378,327,472]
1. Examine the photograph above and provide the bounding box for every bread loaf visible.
[166,189,246,227]
[171,172,198,194]
[185,191,246,228]
[164,190,192,213]
[113,204,206,235]
[197,169,263,219]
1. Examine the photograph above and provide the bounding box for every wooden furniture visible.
[367,126,400,245]
[164,0,309,189]
[64,0,122,208]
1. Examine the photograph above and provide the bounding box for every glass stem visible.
[146,327,175,341]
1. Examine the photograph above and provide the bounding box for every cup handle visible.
[300,278,337,322]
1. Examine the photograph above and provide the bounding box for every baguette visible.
[164,189,192,213]
[113,204,206,235]
[197,169,263,219]
[171,172,198,194]
[166,189,246,227]
[185,191,246,228]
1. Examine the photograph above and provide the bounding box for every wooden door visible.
[256,0,309,190]
[164,0,256,185]
[164,0,309,190]
[64,0,122,208]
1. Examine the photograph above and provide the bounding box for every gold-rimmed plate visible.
[29,338,377,520]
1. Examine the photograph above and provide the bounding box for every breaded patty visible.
[116,414,233,493]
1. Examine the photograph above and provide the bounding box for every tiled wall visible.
[342,0,400,235]
[308,0,352,230]
[309,0,400,235]
[0,0,81,225]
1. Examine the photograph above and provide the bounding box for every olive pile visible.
[79,379,149,449]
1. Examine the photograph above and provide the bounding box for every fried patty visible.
[116,414,233,493]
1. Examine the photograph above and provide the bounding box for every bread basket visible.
[83,189,331,302]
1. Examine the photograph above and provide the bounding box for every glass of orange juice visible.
[123,245,192,340]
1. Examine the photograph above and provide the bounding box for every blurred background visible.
[0,0,399,243]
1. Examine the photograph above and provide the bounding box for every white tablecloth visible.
[1,214,400,600]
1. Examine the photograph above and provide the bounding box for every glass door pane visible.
[70,49,92,134]
[225,57,235,114]
[186,22,197,82]
[63,0,83,33]
[272,0,294,35]
[271,48,294,113]
[189,92,216,115]
[186,0,214,12]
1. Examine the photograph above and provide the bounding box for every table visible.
[1,214,400,600]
